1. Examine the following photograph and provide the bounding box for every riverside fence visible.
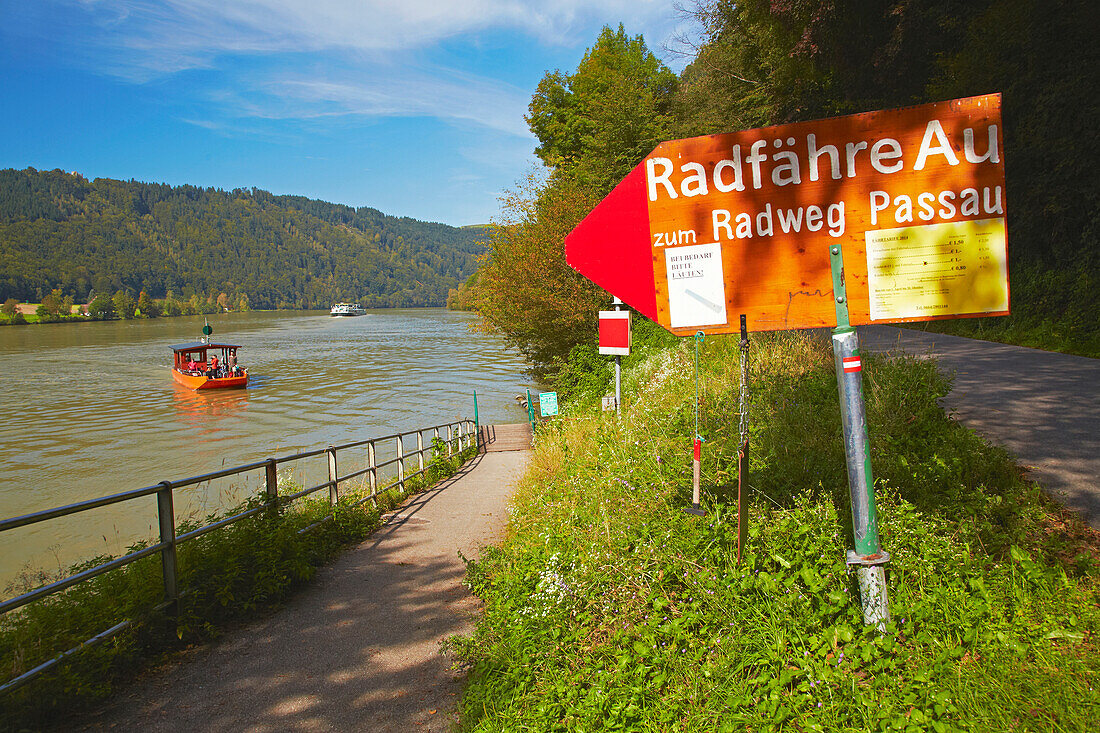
[0,417,480,695]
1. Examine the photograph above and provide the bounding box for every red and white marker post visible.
[598,302,631,412]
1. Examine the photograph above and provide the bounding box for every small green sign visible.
[539,392,559,417]
[202,324,213,336]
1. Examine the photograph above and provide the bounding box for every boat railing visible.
[0,417,481,695]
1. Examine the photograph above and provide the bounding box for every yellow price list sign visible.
[865,218,1008,322]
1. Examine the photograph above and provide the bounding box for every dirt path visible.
[77,434,531,732]
[859,326,1100,529]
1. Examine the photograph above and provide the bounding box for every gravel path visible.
[77,444,530,733]
[858,326,1100,529]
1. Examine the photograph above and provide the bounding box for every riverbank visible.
[1,441,480,731]
[453,332,1100,731]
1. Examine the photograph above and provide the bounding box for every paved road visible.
[78,434,531,733]
[858,326,1100,529]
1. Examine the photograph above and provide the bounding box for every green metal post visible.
[526,388,535,429]
[829,244,890,630]
[473,390,480,449]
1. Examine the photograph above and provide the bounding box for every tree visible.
[472,174,607,380]
[1,298,17,318]
[672,1,989,136]
[40,289,62,317]
[113,290,137,319]
[472,27,678,380]
[527,25,678,195]
[88,293,115,320]
[161,295,181,317]
[137,291,158,318]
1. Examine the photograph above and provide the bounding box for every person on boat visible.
[186,356,198,373]
[227,351,238,376]
[208,355,219,378]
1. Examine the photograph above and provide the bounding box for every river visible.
[0,309,535,591]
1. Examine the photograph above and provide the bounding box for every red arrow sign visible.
[565,94,1008,336]
[564,164,658,321]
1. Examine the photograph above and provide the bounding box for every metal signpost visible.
[565,94,1008,629]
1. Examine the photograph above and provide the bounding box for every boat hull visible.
[173,369,249,390]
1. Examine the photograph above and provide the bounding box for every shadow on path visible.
[77,445,531,733]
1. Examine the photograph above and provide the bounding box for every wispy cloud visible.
[246,64,534,138]
[75,0,675,75]
[43,0,678,138]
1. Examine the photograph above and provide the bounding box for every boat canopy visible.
[170,342,241,353]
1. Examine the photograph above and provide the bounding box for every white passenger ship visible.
[330,303,368,316]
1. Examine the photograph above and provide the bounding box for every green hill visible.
[0,168,487,309]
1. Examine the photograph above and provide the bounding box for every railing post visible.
[156,481,179,632]
[265,458,279,518]
[397,436,405,492]
[368,441,377,504]
[327,446,339,504]
[417,430,424,473]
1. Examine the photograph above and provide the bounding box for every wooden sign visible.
[567,94,1008,334]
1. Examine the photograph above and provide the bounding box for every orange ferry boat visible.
[171,341,248,390]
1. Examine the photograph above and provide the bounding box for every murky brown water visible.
[0,309,535,590]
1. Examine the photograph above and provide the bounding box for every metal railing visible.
[0,418,480,695]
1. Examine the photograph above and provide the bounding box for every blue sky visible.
[0,1,690,226]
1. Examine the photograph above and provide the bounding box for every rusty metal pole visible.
[830,244,890,631]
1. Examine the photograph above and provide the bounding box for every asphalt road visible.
[857,326,1100,529]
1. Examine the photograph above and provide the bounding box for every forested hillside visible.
[0,168,487,309]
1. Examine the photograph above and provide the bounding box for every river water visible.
[0,309,535,591]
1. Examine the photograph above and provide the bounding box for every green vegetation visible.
[0,440,478,731]
[0,168,487,311]
[452,333,1099,732]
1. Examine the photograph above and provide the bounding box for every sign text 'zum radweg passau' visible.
[565,93,1008,335]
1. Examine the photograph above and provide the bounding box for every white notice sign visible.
[664,242,727,329]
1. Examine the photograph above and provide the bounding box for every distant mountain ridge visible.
[0,167,488,309]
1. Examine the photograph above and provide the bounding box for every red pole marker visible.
[684,437,705,516]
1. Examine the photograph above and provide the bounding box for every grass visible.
[0,439,478,731]
[451,332,1099,732]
